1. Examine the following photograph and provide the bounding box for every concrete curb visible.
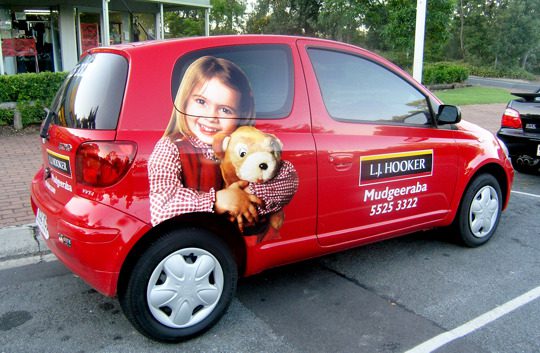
[0,223,50,262]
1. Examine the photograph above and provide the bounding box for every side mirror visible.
[437,105,461,125]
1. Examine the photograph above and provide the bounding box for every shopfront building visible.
[0,0,210,75]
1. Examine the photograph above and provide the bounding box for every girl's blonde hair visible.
[164,56,255,138]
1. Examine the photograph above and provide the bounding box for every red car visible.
[31,35,514,342]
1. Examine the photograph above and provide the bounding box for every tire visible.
[119,228,238,342]
[454,174,502,247]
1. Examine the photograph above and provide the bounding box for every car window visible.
[308,48,431,125]
[51,53,128,129]
[171,45,293,120]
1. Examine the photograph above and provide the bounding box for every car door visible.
[297,39,460,247]
[163,38,317,267]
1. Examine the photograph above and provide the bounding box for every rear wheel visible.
[454,174,502,247]
[119,228,237,342]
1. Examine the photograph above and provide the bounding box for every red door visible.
[158,38,318,273]
[298,39,459,247]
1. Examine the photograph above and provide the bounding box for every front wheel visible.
[454,174,502,247]
[119,228,238,342]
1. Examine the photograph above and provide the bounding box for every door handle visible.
[328,153,354,171]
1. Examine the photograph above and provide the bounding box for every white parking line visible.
[404,286,540,353]
[512,190,540,199]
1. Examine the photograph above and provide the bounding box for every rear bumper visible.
[497,129,540,158]
[30,168,150,296]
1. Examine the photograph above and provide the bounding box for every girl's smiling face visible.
[185,77,241,145]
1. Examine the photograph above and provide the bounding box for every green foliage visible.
[0,72,67,103]
[0,72,66,127]
[380,0,416,55]
[449,0,540,73]
[367,0,455,66]
[316,0,365,43]
[0,109,14,126]
[379,51,412,70]
[246,0,320,35]
[164,11,204,38]
[467,65,537,80]
[163,0,539,79]
[435,86,516,105]
[164,0,249,37]
[19,101,47,126]
[423,62,469,85]
[211,0,247,34]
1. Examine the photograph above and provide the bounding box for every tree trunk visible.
[521,49,532,70]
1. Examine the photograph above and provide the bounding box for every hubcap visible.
[147,248,224,328]
[469,185,499,238]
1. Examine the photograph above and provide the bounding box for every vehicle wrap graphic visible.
[359,150,433,186]
[46,149,71,177]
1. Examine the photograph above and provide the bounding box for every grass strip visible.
[434,86,517,106]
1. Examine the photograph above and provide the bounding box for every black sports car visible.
[497,88,540,173]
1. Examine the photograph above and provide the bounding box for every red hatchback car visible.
[31,35,514,342]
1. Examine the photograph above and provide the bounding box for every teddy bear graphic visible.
[213,126,288,235]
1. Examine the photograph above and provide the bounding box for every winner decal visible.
[47,149,71,177]
[360,150,433,186]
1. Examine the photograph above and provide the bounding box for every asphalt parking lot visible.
[0,170,538,352]
[1,101,539,352]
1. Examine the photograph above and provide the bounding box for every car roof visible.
[87,35,355,56]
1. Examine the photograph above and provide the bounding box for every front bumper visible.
[30,168,150,296]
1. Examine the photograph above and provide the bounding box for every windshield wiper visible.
[40,108,56,140]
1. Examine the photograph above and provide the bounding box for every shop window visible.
[1,8,58,74]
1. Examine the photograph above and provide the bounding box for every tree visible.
[165,0,247,38]
[210,0,247,34]
[453,0,504,66]
[245,0,271,33]
[317,0,367,44]
[246,0,321,36]
[424,0,455,62]
[375,0,454,64]
[363,0,390,51]
[164,10,205,38]
[451,0,540,71]
[495,0,540,70]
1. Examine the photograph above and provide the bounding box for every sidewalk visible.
[0,129,42,228]
[0,103,507,263]
[0,127,47,264]
[0,224,47,264]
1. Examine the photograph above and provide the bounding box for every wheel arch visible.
[449,163,508,247]
[451,161,510,226]
[470,162,510,210]
[117,213,246,298]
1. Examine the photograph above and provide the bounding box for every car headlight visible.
[496,137,510,159]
